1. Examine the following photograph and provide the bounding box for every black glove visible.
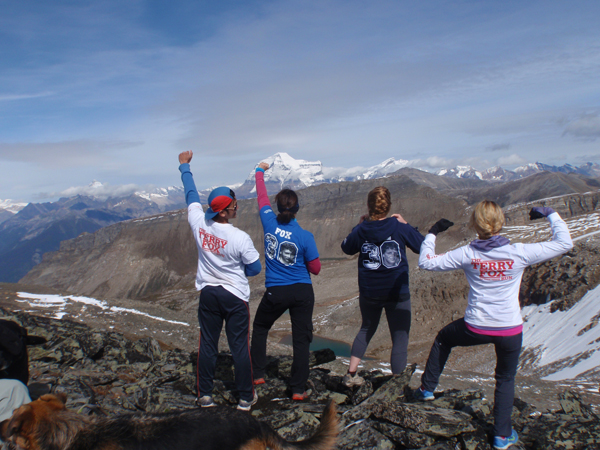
[428,219,454,236]
[529,206,555,221]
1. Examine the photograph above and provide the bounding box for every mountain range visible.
[3,154,599,217]
[0,152,599,283]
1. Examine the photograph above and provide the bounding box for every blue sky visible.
[1,0,599,203]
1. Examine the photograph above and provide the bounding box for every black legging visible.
[250,283,314,394]
[420,318,522,437]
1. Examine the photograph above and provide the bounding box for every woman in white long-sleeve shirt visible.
[415,201,573,450]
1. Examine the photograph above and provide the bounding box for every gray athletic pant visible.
[350,294,411,374]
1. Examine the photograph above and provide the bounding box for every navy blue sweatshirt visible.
[341,217,424,299]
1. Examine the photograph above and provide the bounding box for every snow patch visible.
[16,292,189,326]
[522,283,600,380]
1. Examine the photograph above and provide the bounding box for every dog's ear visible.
[39,392,67,408]
[4,404,33,439]
[54,392,68,405]
[0,417,10,440]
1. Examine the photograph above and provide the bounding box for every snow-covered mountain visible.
[439,161,600,182]
[58,181,187,207]
[239,154,599,191]
[235,152,410,197]
[0,199,28,214]
[436,165,483,180]
[0,199,29,224]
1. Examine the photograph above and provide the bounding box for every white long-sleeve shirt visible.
[418,212,573,328]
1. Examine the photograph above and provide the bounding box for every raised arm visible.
[178,151,201,206]
[255,162,271,210]
[418,219,463,271]
[521,208,573,265]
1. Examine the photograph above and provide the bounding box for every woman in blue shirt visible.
[250,162,321,400]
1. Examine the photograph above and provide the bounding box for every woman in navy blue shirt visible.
[341,186,424,386]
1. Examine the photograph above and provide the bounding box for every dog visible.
[0,393,338,450]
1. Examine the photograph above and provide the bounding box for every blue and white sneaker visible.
[493,429,518,449]
[413,386,435,401]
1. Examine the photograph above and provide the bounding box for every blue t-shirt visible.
[259,205,319,287]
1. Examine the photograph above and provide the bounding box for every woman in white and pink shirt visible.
[415,201,573,450]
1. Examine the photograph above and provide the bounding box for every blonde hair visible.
[367,186,391,220]
[469,200,505,239]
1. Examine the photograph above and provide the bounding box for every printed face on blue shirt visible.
[278,242,298,266]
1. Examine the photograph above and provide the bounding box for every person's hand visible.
[179,151,193,164]
[529,206,555,220]
[391,213,407,224]
[359,214,369,224]
[428,219,454,236]
[258,162,270,171]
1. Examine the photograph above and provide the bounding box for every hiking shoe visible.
[493,429,518,449]
[342,372,365,388]
[292,391,309,401]
[413,386,435,401]
[253,378,266,385]
[196,395,216,408]
[237,392,259,411]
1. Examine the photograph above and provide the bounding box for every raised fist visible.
[428,219,454,236]
[529,206,555,220]
[179,151,193,164]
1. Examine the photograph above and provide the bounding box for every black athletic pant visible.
[350,294,411,374]
[250,283,314,394]
[420,318,522,437]
[196,285,254,402]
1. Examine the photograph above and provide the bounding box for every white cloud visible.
[412,156,456,170]
[54,182,144,200]
[0,92,54,101]
[497,154,528,166]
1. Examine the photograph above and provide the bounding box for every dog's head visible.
[0,393,67,450]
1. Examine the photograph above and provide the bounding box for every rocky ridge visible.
[3,307,599,449]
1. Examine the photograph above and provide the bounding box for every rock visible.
[276,411,321,441]
[558,389,598,418]
[336,420,396,449]
[372,421,437,448]
[371,402,477,437]
[262,406,305,428]
[351,379,373,405]
[521,413,600,449]
[458,428,490,450]
[3,307,600,449]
